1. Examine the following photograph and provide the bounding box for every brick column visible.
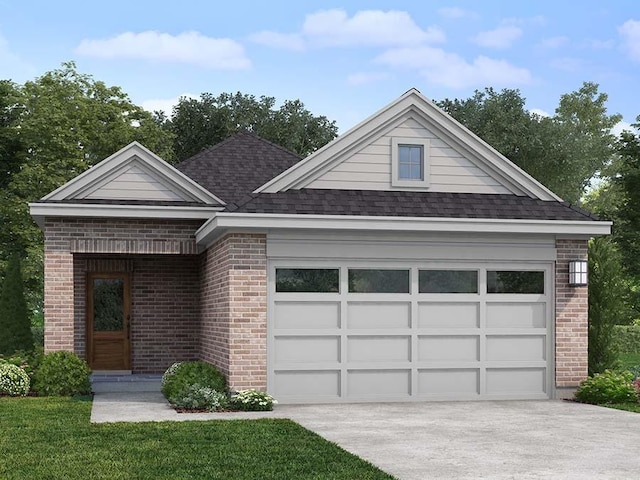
[555,239,589,398]
[43,251,75,352]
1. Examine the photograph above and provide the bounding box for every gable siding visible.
[306,117,511,194]
[80,165,187,201]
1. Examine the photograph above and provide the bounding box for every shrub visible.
[0,253,34,355]
[161,361,227,401]
[0,362,30,396]
[0,347,43,387]
[170,384,229,411]
[613,325,640,354]
[230,389,277,411]
[33,351,91,396]
[575,370,636,404]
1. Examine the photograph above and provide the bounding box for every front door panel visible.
[87,273,131,370]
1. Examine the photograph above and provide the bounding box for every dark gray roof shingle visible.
[175,131,302,204]
[225,189,597,221]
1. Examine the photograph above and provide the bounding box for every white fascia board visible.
[195,212,611,249]
[29,202,221,228]
[42,142,225,206]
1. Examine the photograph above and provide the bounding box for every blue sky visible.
[1,0,638,133]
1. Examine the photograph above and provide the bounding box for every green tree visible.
[0,80,23,190]
[0,62,175,316]
[0,253,33,355]
[437,82,621,203]
[588,237,627,374]
[169,92,338,160]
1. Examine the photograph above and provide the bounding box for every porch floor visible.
[91,374,162,393]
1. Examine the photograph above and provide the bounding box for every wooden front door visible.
[87,273,131,370]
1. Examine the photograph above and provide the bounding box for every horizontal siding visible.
[81,165,187,201]
[307,116,513,194]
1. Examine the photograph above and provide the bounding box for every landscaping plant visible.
[33,351,91,396]
[161,360,227,403]
[231,389,277,411]
[0,362,30,396]
[171,383,229,411]
[0,347,43,386]
[575,370,637,404]
[0,253,34,355]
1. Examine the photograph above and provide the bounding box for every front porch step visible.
[91,374,162,393]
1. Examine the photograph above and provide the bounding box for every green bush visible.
[230,389,277,411]
[613,325,640,354]
[0,362,30,396]
[575,370,637,404]
[170,384,229,411]
[0,347,43,387]
[0,254,34,355]
[161,361,227,401]
[33,351,91,396]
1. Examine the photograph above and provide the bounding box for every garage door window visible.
[275,268,339,292]
[348,269,410,293]
[418,270,478,293]
[487,271,544,294]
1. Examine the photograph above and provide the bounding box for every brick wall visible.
[200,234,267,390]
[555,238,589,395]
[44,218,203,370]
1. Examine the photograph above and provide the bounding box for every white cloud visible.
[75,31,251,69]
[612,120,638,136]
[141,93,198,116]
[248,31,305,51]
[585,39,614,49]
[537,36,568,49]
[619,19,640,61]
[530,108,550,118]
[250,9,444,50]
[472,26,523,48]
[346,71,391,86]
[437,7,477,19]
[375,46,532,89]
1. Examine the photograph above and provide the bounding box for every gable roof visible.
[43,141,224,205]
[255,88,562,202]
[175,131,302,204]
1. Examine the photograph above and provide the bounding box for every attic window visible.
[391,138,430,188]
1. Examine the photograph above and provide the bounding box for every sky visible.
[1,0,639,134]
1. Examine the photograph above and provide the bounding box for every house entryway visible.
[87,272,131,370]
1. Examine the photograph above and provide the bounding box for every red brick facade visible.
[555,238,589,397]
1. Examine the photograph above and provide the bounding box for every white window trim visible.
[391,137,430,188]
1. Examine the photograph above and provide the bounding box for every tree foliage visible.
[0,253,33,355]
[169,92,338,160]
[437,82,621,203]
[587,237,627,374]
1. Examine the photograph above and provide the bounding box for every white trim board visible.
[255,89,561,202]
[195,212,611,250]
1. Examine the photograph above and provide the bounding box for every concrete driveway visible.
[277,400,640,480]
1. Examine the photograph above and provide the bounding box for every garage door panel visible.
[418,303,479,328]
[486,303,545,329]
[418,369,479,396]
[348,336,410,362]
[486,368,546,395]
[347,302,411,329]
[275,370,340,397]
[485,335,546,361]
[418,335,479,362]
[274,301,340,329]
[348,369,410,397]
[274,336,340,363]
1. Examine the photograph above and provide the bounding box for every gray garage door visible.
[268,262,553,404]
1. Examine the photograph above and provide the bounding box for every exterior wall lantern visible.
[568,260,588,286]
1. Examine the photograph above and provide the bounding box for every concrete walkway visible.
[90,387,640,479]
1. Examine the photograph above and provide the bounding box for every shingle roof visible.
[175,131,302,204]
[225,189,598,221]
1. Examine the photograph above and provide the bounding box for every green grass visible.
[0,397,394,480]
[603,402,640,413]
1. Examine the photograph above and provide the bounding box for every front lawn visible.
[0,397,394,480]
